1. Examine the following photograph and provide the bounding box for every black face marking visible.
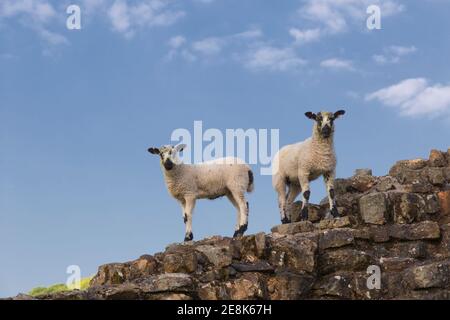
[303,190,310,201]
[329,188,335,199]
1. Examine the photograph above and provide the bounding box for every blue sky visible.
[0,0,449,297]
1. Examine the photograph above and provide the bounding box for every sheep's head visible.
[148,144,186,171]
[305,110,345,139]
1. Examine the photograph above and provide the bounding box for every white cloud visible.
[242,45,307,72]
[232,28,263,40]
[366,78,450,117]
[107,0,185,37]
[289,28,321,44]
[373,45,417,65]
[320,58,354,71]
[168,35,186,48]
[192,37,224,55]
[0,0,68,46]
[299,0,404,34]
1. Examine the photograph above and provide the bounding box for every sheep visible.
[272,110,346,223]
[148,144,254,242]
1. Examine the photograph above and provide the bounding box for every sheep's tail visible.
[247,170,255,193]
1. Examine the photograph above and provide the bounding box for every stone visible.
[226,273,266,300]
[313,273,354,299]
[231,261,274,273]
[195,244,233,268]
[407,261,450,289]
[404,182,433,193]
[354,168,373,176]
[429,149,447,167]
[369,226,390,243]
[359,193,388,225]
[198,282,228,300]
[138,273,194,293]
[269,235,317,273]
[90,263,130,286]
[319,228,354,250]
[88,283,141,300]
[389,221,441,240]
[267,272,315,300]
[438,191,450,216]
[318,249,372,275]
[376,176,395,192]
[289,202,323,222]
[389,159,428,177]
[425,167,446,186]
[163,252,197,273]
[379,257,416,272]
[318,216,352,229]
[389,192,422,224]
[391,242,428,259]
[349,174,376,192]
[271,221,315,235]
[238,232,267,261]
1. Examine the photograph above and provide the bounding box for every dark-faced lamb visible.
[272,110,346,223]
[148,144,254,242]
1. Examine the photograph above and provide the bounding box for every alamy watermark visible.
[171,121,279,176]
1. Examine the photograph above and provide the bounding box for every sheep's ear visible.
[334,110,346,119]
[305,112,317,120]
[148,147,160,155]
[175,144,187,153]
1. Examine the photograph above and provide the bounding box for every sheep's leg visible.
[324,172,339,219]
[226,193,241,233]
[179,199,187,223]
[231,191,248,237]
[183,197,196,242]
[285,184,301,221]
[274,175,289,224]
[299,175,310,221]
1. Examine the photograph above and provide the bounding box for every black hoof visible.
[330,206,340,219]
[184,232,193,242]
[300,207,309,221]
[281,217,291,224]
[233,224,247,238]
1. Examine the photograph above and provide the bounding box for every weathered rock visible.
[359,193,388,225]
[289,202,323,222]
[238,232,267,261]
[389,159,428,177]
[389,221,441,240]
[138,273,194,294]
[354,168,373,176]
[349,174,376,192]
[318,216,351,230]
[389,192,422,224]
[407,261,450,289]
[438,191,450,216]
[425,167,446,186]
[271,221,315,235]
[163,252,197,273]
[198,282,228,300]
[231,261,274,273]
[379,257,416,272]
[195,244,233,269]
[267,272,315,300]
[318,249,372,275]
[391,241,428,259]
[269,235,317,273]
[376,176,396,192]
[313,273,354,299]
[226,273,266,300]
[88,283,141,300]
[319,228,354,250]
[429,149,447,167]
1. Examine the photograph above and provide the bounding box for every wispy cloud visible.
[373,45,417,65]
[289,28,322,45]
[366,78,450,117]
[107,0,185,38]
[0,0,68,47]
[297,0,404,35]
[320,58,354,71]
[241,45,307,72]
[166,27,263,62]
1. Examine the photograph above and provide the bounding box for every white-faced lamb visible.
[148,144,254,242]
[272,110,346,223]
